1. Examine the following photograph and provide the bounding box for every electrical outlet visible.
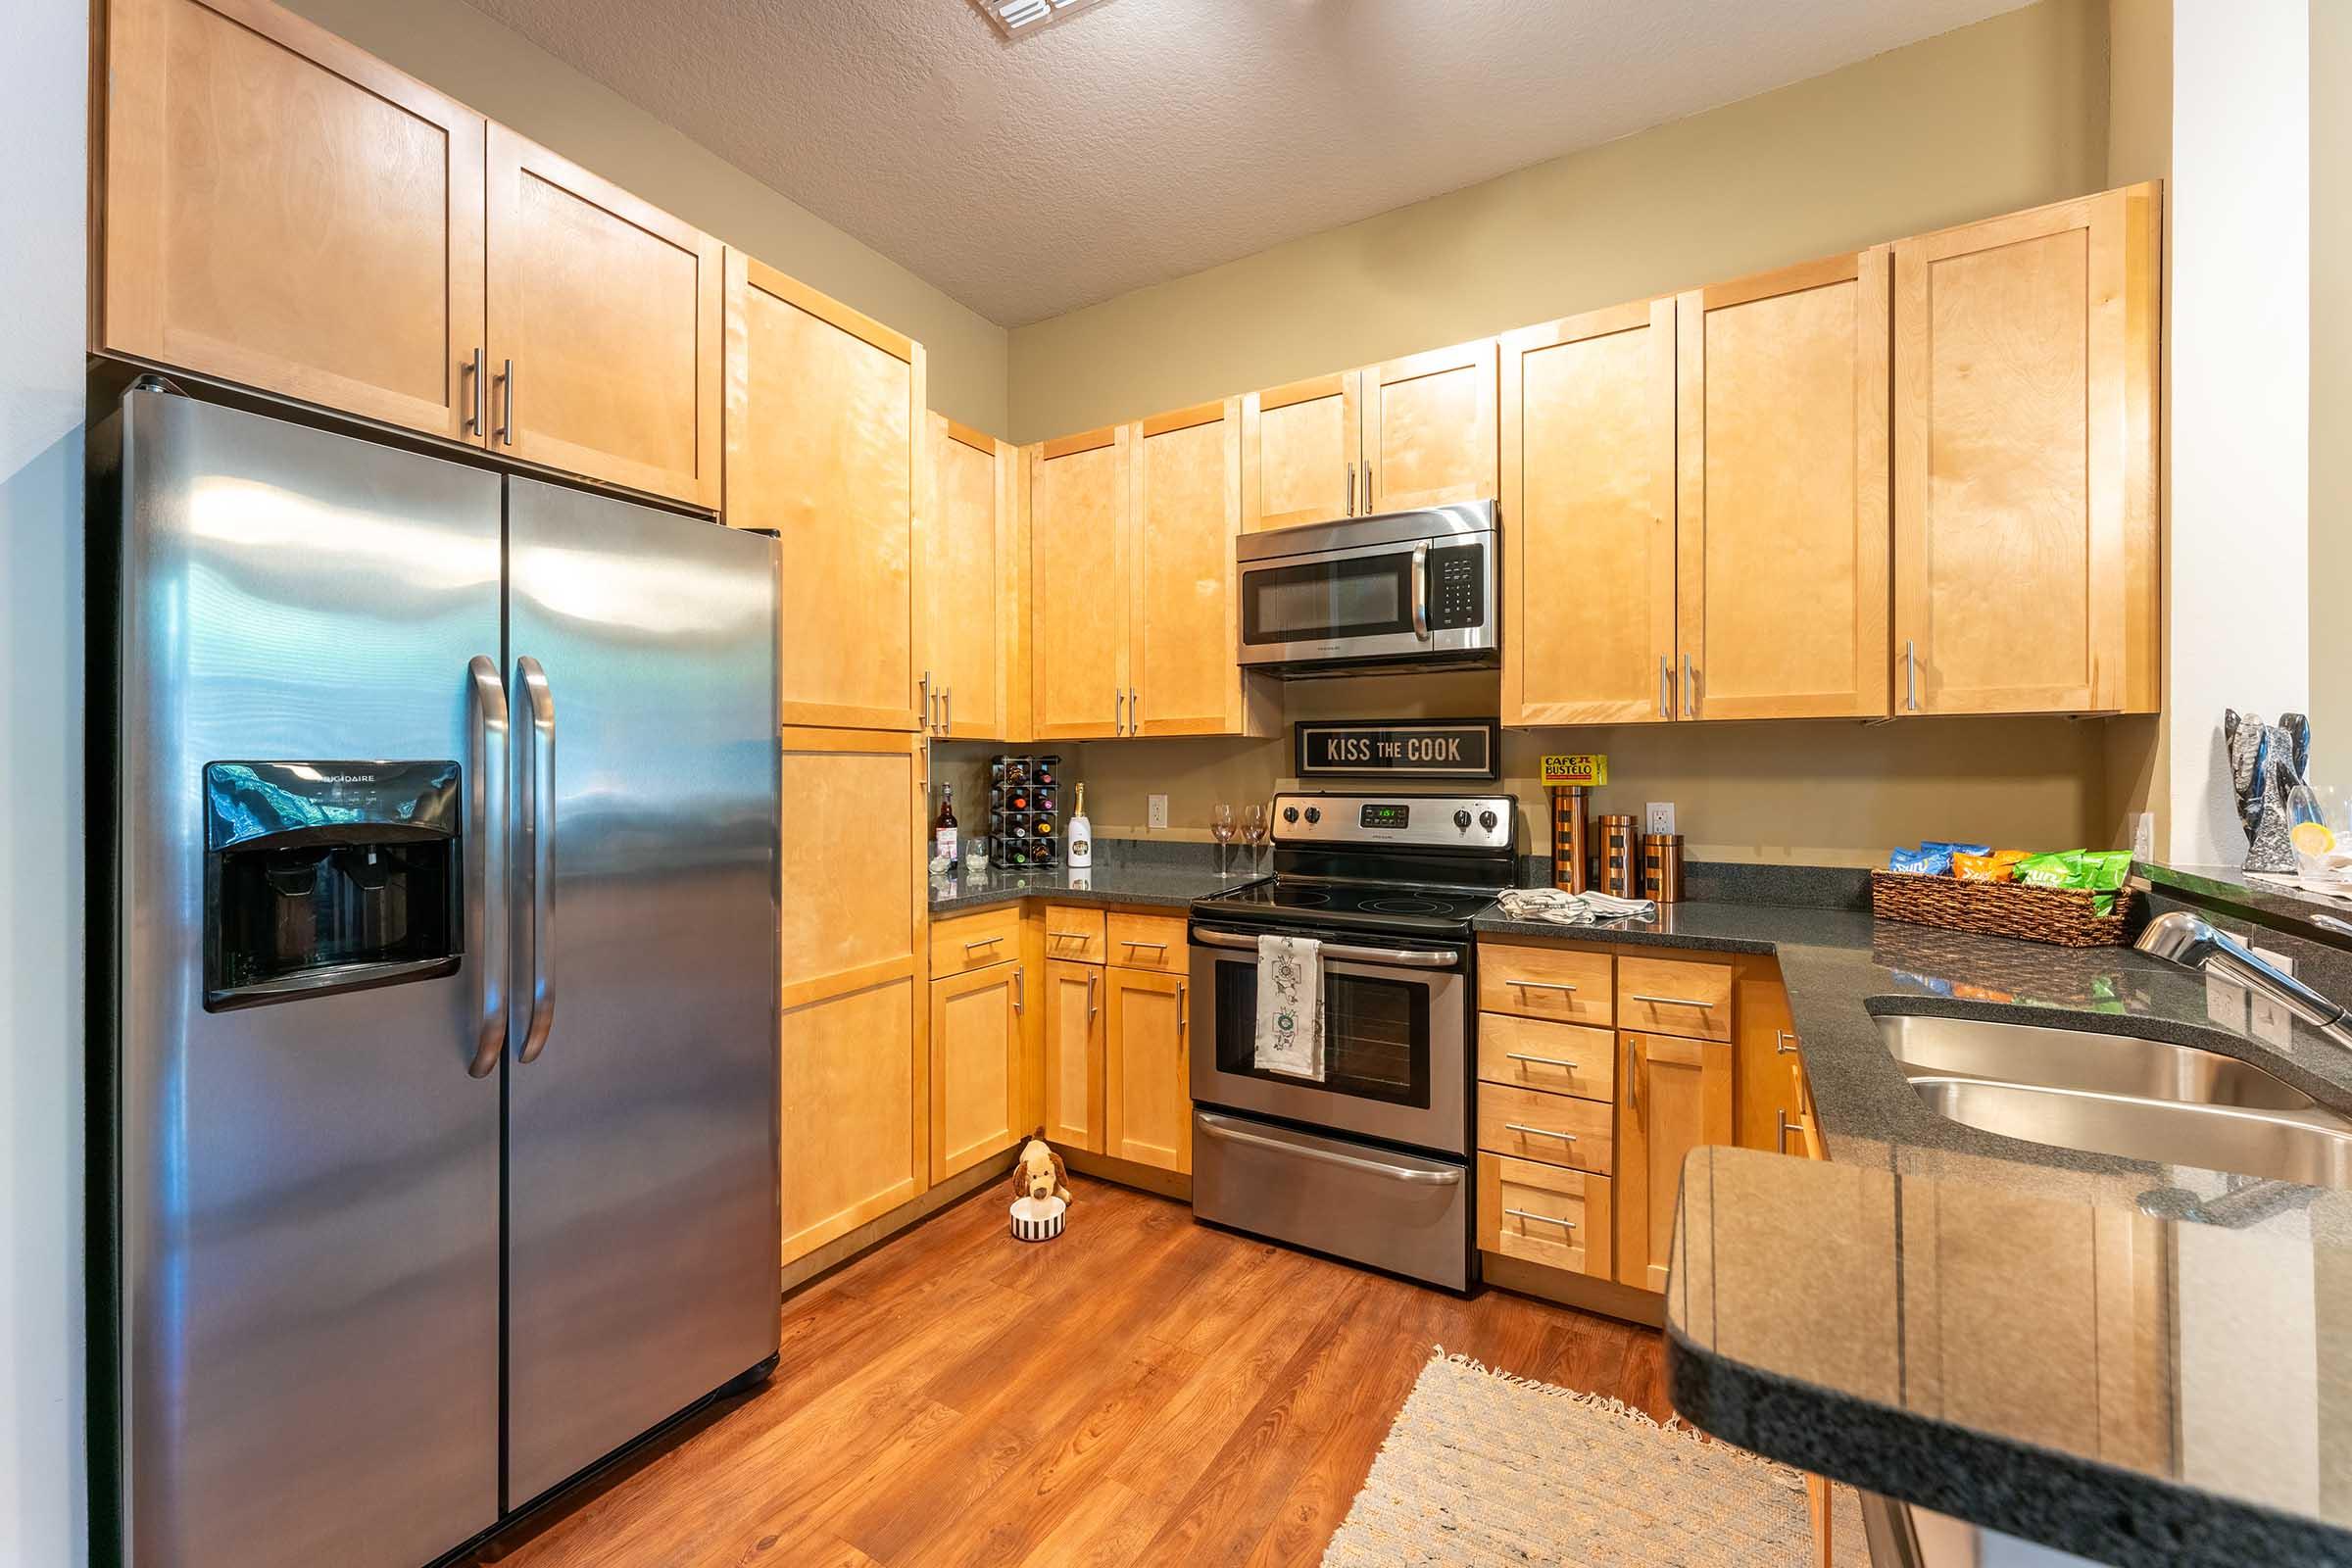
[2130,810,2154,860]
[1645,802,1677,837]
[1147,794,1168,830]
[2250,948,2297,1046]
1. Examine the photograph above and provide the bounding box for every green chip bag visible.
[2012,852,2087,889]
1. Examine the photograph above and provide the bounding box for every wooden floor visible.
[488,1175,1670,1567]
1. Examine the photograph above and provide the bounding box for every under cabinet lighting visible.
[972,0,1113,39]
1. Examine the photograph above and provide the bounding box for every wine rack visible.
[988,754,1064,868]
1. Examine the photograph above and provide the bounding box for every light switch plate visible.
[1147,794,1168,830]
[1645,802,1677,837]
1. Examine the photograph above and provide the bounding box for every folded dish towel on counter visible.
[1494,888,1659,925]
[1253,933,1325,1082]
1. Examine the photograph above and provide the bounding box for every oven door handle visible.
[1196,1111,1462,1187]
[1191,928,1459,967]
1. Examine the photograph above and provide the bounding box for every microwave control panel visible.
[1428,544,1485,630]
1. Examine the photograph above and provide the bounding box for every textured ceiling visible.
[458,0,2029,326]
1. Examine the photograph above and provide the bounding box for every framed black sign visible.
[1294,719,1500,780]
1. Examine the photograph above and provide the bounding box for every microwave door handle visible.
[1410,541,1430,640]
[465,656,510,1078]
[513,655,557,1064]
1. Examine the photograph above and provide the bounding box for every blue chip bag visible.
[1888,847,1954,875]
[1923,840,1992,858]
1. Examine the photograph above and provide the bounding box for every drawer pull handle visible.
[1502,1208,1576,1230]
[964,937,1003,952]
[1503,1122,1577,1143]
[1631,993,1714,1008]
[1121,940,1167,951]
[1505,1052,1579,1071]
[1050,930,1088,944]
[1775,1029,1798,1054]
[1777,1110,1795,1153]
[1508,980,1579,993]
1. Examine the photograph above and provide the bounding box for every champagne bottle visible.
[1066,783,1092,869]
[933,785,957,863]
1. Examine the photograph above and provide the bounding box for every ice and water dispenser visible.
[202,760,464,1010]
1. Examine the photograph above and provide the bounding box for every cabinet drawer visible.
[1478,942,1613,1027]
[1105,910,1187,971]
[930,906,1022,977]
[1618,955,1733,1041]
[1477,1154,1612,1278]
[1042,905,1106,964]
[1477,1083,1614,1175]
[1477,1014,1614,1102]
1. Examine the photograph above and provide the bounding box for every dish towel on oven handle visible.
[1253,933,1325,1082]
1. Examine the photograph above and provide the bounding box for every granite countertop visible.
[1469,898,2352,1564]
[929,858,1256,915]
[2138,858,2352,942]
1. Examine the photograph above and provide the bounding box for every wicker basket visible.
[1870,870,2135,948]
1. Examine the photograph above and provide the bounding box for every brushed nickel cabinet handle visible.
[1684,654,1698,718]
[1502,1208,1576,1230]
[1503,1122,1577,1143]
[964,936,1003,953]
[1012,965,1024,1014]
[1659,655,1672,718]
[1122,940,1167,951]
[462,347,484,435]
[1508,979,1578,993]
[1778,1110,1795,1153]
[1087,970,1098,1020]
[1177,980,1187,1033]
[1631,994,1715,1009]
[495,358,515,447]
[944,686,953,733]
[1114,688,1125,735]
[1347,460,1356,517]
[1505,1052,1579,1071]
[1776,1029,1798,1054]
[1905,639,1921,712]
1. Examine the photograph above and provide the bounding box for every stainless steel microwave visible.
[1235,501,1497,675]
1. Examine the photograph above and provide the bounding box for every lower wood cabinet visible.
[1478,1154,1612,1279]
[780,975,926,1261]
[1617,1031,1734,1293]
[1103,965,1191,1174]
[928,958,1023,1184]
[1042,957,1104,1152]
[1734,961,1806,1155]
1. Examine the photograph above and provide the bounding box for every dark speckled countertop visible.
[929,859,1255,915]
[1471,900,2352,1565]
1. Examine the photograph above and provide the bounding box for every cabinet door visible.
[928,960,1022,1184]
[1499,301,1678,725]
[484,126,722,507]
[1678,251,1891,721]
[1131,399,1258,737]
[1242,371,1361,530]
[1029,427,1132,738]
[1733,962,1806,1154]
[101,0,487,440]
[1363,338,1498,514]
[1893,184,2160,715]
[1617,1032,1733,1293]
[779,729,928,1260]
[1104,967,1191,1174]
[925,414,1021,740]
[728,252,924,730]
[1042,959,1105,1152]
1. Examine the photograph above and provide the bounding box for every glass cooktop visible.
[1192,877,1499,936]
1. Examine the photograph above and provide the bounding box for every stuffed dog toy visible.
[1011,1131,1071,1205]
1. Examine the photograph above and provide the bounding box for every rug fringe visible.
[1425,1344,1798,1478]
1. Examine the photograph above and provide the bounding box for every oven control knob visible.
[1303,807,1321,825]
[1478,809,1499,832]
[1452,808,1472,831]
[1283,806,1299,824]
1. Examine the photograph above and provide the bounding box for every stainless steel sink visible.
[1877,1014,2352,1188]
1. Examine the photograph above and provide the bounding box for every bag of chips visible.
[1953,853,2014,882]
[1888,846,1954,875]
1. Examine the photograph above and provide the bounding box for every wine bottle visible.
[1066,783,1092,869]
[934,785,958,863]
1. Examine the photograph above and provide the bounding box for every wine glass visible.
[1240,804,1268,877]
[1209,804,1237,878]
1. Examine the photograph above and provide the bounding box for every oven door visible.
[1188,924,1467,1155]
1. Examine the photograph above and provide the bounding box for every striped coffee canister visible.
[1643,833,1685,904]
[1551,787,1591,894]
[1597,814,1640,898]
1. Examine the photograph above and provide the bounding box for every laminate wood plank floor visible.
[486,1175,1670,1567]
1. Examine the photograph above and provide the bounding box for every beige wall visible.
[2315,2,2351,786]
[1005,0,2107,442]
[283,0,1010,435]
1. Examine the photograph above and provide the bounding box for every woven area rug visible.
[1322,1350,1865,1566]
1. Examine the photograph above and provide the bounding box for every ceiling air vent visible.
[972,0,1112,39]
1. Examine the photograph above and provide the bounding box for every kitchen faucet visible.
[2134,910,2352,1049]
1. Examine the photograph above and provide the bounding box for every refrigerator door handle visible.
[514,655,557,1063]
[466,656,510,1078]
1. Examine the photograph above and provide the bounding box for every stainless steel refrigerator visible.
[93,385,781,1568]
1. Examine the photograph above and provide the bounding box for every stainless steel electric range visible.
[1188,790,1517,1291]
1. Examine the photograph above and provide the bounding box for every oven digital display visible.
[1358,804,1410,829]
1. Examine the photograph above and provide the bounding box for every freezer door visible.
[504,477,782,1505]
[110,390,505,1568]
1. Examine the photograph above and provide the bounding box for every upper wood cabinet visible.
[928,957,1023,1185]
[485,127,723,508]
[728,252,925,731]
[1677,250,1891,721]
[99,0,487,441]
[1128,400,1275,739]
[1028,426,1132,739]
[1617,1031,1734,1294]
[1103,965,1191,1174]
[1241,371,1361,530]
[1500,301,1678,726]
[924,414,1025,741]
[1893,184,2160,715]
[1362,338,1499,514]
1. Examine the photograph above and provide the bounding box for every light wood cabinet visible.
[1478,1154,1612,1279]
[1893,184,2160,715]
[1362,338,1498,514]
[1042,958,1104,1152]
[485,126,722,508]
[1677,251,1890,720]
[1617,1031,1734,1293]
[922,414,1024,740]
[928,959,1023,1184]
[1103,966,1191,1174]
[1241,371,1361,530]
[1734,961,1807,1155]
[1499,301,1679,726]
[728,253,924,730]
[1128,400,1272,738]
[779,729,928,1261]
[1616,955,1732,1042]
[99,0,487,441]
[1028,427,1132,738]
